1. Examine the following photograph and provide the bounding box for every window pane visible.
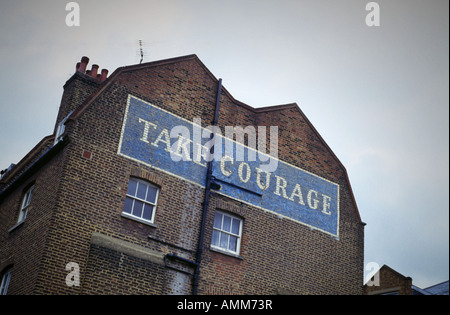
[143,204,153,221]
[123,197,133,214]
[25,187,34,206]
[211,230,220,247]
[136,182,147,200]
[223,215,231,232]
[231,218,240,235]
[146,186,157,203]
[25,194,31,207]
[20,196,28,210]
[213,213,223,229]
[127,179,137,196]
[229,235,238,252]
[220,232,229,249]
[18,209,27,222]
[132,200,144,217]
[21,186,34,210]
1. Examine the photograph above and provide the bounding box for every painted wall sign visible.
[118,95,339,237]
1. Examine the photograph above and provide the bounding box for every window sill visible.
[121,213,157,228]
[210,246,243,260]
[8,220,25,233]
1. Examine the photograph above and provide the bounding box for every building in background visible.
[364,264,449,295]
[0,55,364,295]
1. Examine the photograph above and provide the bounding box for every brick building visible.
[364,265,414,295]
[364,265,449,295]
[0,55,365,295]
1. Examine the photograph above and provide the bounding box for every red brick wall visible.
[0,55,364,295]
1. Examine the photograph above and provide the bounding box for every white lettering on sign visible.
[289,184,305,205]
[137,117,334,215]
[220,155,233,177]
[255,167,271,191]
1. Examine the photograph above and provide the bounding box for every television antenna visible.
[137,40,148,64]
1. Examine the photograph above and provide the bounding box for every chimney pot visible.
[100,69,109,82]
[76,62,81,72]
[78,56,89,73]
[90,64,99,78]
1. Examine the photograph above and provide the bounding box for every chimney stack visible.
[74,56,108,82]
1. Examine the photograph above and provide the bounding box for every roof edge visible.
[0,135,68,202]
[289,104,363,223]
[69,54,202,122]
[0,135,55,184]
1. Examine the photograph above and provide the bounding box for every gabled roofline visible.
[68,54,299,122]
[66,54,363,223]
[380,264,412,281]
[290,104,363,223]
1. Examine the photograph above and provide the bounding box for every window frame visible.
[210,211,243,256]
[121,177,159,226]
[17,184,34,224]
[0,267,12,295]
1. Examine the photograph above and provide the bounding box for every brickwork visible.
[0,139,65,294]
[364,265,413,295]
[0,55,364,295]
[54,71,100,134]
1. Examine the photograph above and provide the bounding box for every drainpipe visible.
[193,78,222,295]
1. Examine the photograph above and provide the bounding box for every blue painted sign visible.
[118,95,340,237]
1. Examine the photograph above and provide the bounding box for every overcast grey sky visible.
[0,0,448,289]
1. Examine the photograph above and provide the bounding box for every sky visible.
[0,0,448,289]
